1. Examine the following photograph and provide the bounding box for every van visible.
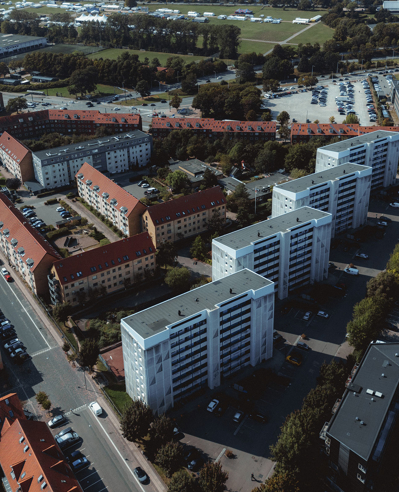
[89,401,103,416]
[344,267,359,275]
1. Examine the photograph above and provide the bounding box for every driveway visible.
[68,199,120,242]
[176,245,212,279]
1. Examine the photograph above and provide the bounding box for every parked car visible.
[6,342,25,353]
[207,399,219,413]
[233,411,244,423]
[249,413,268,424]
[70,455,90,473]
[4,338,22,350]
[317,311,329,318]
[286,353,302,366]
[55,426,73,439]
[1,267,10,277]
[390,202,399,208]
[344,267,359,275]
[355,253,368,259]
[303,311,312,321]
[133,466,148,483]
[56,432,80,450]
[48,414,67,428]
[138,180,148,187]
[10,348,29,363]
[296,341,310,350]
[56,207,65,212]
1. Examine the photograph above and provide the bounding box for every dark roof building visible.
[325,342,399,492]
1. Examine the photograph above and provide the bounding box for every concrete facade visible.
[121,269,275,414]
[315,130,399,191]
[212,207,332,300]
[272,164,372,237]
[33,130,152,189]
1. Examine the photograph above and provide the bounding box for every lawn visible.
[103,383,132,414]
[238,39,272,55]
[87,48,208,65]
[289,22,335,45]
[44,83,125,98]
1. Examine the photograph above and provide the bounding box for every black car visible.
[142,103,148,106]
[55,426,73,439]
[0,329,16,339]
[161,99,167,103]
[150,103,156,106]
[133,467,149,483]
[250,413,268,424]
[206,79,211,83]
[56,432,80,450]
[185,448,203,471]
[48,414,67,428]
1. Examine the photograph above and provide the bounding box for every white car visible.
[207,399,219,413]
[377,221,388,227]
[344,267,359,275]
[89,401,103,416]
[1,267,9,276]
[303,311,312,321]
[56,207,65,212]
[390,202,399,208]
[317,311,329,319]
[355,253,368,259]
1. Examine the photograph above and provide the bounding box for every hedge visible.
[37,190,56,198]
[1,78,70,94]
[46,227,69,240]
[0,177,6,185]
[45,198,58,205]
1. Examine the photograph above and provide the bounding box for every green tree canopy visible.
[202,168,218,189]
[68,66,98,96]
[121,399,153,442]
[6,97,27,114]
[155,442,184,477]
[136,79,151,98]
[277,111,290,126]
[198,462,228,492]
[165,267,191,291]
[5,177,21,190]
[156,241,177,268]
[149,414,175,451]
[79,338,100,370]
[170,94,183,111]
[166,170,190,193]
[190,235,208,261]
[168,469,199,492]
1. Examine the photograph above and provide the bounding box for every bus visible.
[26,90,45,96]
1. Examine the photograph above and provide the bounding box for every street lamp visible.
[214,71,217,80]
[362,59,364,70]
[311,65,315,77]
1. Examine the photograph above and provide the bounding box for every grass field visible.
[1,44,102,64]
[289,22,335,45]
[103,383,132,415]
[238,39,273,54]
[87,48,209,65]
[45,83,125,98]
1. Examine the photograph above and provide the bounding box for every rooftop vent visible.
[77,173,83,179]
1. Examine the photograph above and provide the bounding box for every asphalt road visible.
[0,272,157,492]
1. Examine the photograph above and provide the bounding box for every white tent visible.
[76,13,107,22]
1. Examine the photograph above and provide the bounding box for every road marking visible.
[65,404,88,416]
[31,347,54,357]
[81,471,97,480]
[82,478,103,490]
[96,487,108,492]
[215,447,226,463]
[1,278,50,349]
[90,414,146,492]
[234,416,249,436]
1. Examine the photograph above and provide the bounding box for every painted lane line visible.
[90,414,146,492]
[2,279,50,349]
[65,404,88,416]
[234,415,249,436]
[215,447,226,463]
[82,478,103,490]
[31,347,55,357]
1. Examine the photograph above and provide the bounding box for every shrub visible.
[62,341,70,352]
[36,391,48,404]
[37,190,56,198]
[42,399,52,411]
[66,192,75,199]
[45,198,58,205]
[59,248,70,258]
[0,177,6,185]
[100,238,110,246]
[46,227,69,240]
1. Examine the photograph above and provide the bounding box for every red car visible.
[5,274,12,282]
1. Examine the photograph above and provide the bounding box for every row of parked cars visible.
[56,206,72,219]
[0,307,30,364]
[311,85,328,107]
[21,208,47,232]
[362,79,377,123]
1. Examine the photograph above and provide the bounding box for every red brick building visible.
[0,393,25,427]
[291,123,399,144]
[152,117,276,141]
[0,110,142,140]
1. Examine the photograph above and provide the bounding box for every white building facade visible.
[212,207,332,300]
[121,269,275,414]
[32,130,152,188]
[315,130,399,191]
[272,163,372,237]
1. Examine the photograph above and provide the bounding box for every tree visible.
[157,167,171,180]
[5,177,21,190]
[191,235,208,261]
[237,62,255,83]
[125,0,137,6]
[343,114,360,124]
[6,97,27,114]
[198,462,228,492]
[168,470,199,492]
[169,94,182,111]
[68,67,98,96]
[329,116,335,123]
[262,79,280,93]
[207,209,225,235]
[246,109,257,121]
[366,271,399,300]
[135,79,151,98]
[253,470,300,492]
[121,399,154,442]
[52,302,73,322]
[181,73,198,95]
[165,267,191,291]
[202,168,218,189]
[298,0,312,9]
[79,338,100,370]
[155,442,184,477]
[262,111,272,122]
[166,170,190,193]
[156,241,177,268]
[149,414,175,450]
[0,61,9,77]
[277,111,290,126]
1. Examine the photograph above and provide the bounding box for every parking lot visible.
[265,71,396,125]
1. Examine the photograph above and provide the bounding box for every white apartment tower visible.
[315,130,399,191]
[272,163,372,237]
[212,207,332,300]
[121,269,275,414]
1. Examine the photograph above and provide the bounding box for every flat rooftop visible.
[122,269,272,339]
[0,34,45,47]
[327,342,399,461]
[33,129,147,160]
[274,163,370,194]
[214,206,330,251]
[319,130,399,153]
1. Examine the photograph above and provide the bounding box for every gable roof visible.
[145,186,225,224]
[291,123,399,139]
[52,233,155,286]
[0,393,25,429]
[0,194,60,272]
[152,117,276,134]
[0,131,31,163]
[76,163,146,217]
[0,419,83,492]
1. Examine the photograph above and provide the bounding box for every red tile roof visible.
[0,393,25,429]
[0,419,83,492]
[291,123,399,139]
[0,131,30,163]
[146,186,225,224]
[152,117,276,134]
[52,233,155,286]
[76,162,145,217]
[0,194,60,272]
[0,109,141,132]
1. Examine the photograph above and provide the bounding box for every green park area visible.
[289,21,335,45]
[87,48,208,66]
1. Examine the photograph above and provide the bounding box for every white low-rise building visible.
[315,130,399,191]
[121,269,275,414]
[212,207,332,300]
[272,163,372,237]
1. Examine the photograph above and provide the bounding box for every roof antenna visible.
[230,288,233,294]
[178,310,181,316]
